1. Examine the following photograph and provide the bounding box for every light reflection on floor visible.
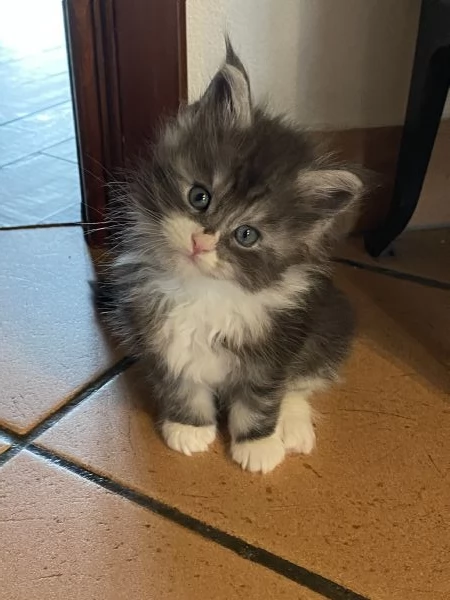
[0,0,80,226]
[0,0,65,58]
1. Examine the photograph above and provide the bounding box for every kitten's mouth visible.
[188,250,210,262]
[179,248,221,279]
[185,250,212,271]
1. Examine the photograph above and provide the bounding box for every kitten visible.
[97,41,362,473]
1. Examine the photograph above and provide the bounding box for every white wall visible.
[187,0,450,130]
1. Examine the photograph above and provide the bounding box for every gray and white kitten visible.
[98,43,362,473]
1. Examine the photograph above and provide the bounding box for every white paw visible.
[279,418,316,454]
[162,422,216,456]
[277,393,316,454]
[231,436,285,474]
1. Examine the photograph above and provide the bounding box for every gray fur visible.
[97,43,362,453]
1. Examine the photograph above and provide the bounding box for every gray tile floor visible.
[0,0,81,227]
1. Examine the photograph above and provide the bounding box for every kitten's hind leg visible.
[277,382,323,454]
[160,382,216,456]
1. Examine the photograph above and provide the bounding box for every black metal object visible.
[364,0,450,257]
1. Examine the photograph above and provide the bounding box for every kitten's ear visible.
[297,169,363,216]
[197,38,252,128]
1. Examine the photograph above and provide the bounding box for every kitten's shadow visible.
[343,270,450,397]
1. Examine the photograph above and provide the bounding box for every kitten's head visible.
[126,41,363,291]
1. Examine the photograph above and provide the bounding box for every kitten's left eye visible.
[188,186,211,211]
[234,225,260,247]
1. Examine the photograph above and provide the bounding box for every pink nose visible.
[191,232,216,255]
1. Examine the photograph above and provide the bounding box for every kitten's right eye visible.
[188,186,211,211]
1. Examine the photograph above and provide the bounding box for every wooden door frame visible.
[64,0,187,246]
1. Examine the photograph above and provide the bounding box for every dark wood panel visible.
[311,126,403,233]
[114,0,187,159]
[65,0,187,246]
[64,0,107,244]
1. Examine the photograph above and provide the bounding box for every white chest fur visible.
[161,296,234,386]
[153,276,268,387]
[150,270,310,387]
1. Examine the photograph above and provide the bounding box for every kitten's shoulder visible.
[266,273,354,342]
[303,274,355,341]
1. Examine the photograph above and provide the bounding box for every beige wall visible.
[187,0,450,130]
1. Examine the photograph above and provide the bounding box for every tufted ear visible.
[297,168,364,246]
[298,169,363,215]
[196,38,252,128]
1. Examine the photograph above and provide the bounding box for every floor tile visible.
[1,451,313,600]
[0,436,11,454]
[0,102,75,167]
[37,267,450,600]
[337,265,450,373]
[42,138,78,164]
[0,73,71,125]
[0,228,116,434]
[0,154,81,227]
[0,46,68,84]
[0,46,70,124]
[338,228,450,285]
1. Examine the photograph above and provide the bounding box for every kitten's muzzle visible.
[191,232,218,256]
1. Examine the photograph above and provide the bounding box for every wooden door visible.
[64,0,187,246]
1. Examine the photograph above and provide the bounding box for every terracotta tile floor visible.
[1,225,449,600]
[337,229,450,287]
[1,2,449,597]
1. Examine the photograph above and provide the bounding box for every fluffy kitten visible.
[97,42,362,473]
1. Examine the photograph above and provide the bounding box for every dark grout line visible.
[25,356,136,441]
[0,133,75,171]
[34,206,81,225]
[40,136,75,151]
[0,423,22,443]
[28,444,369,600]
[0,444,23,467]
[333,257,450,291]
[0,356,135,466]
[39,152,78,166]
[0,99,71,128]
[0,222,82,231]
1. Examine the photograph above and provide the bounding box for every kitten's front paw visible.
[280,418,316,454]
[278,396,316,454]
[162,422,216,456]
[231,436,285,474]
